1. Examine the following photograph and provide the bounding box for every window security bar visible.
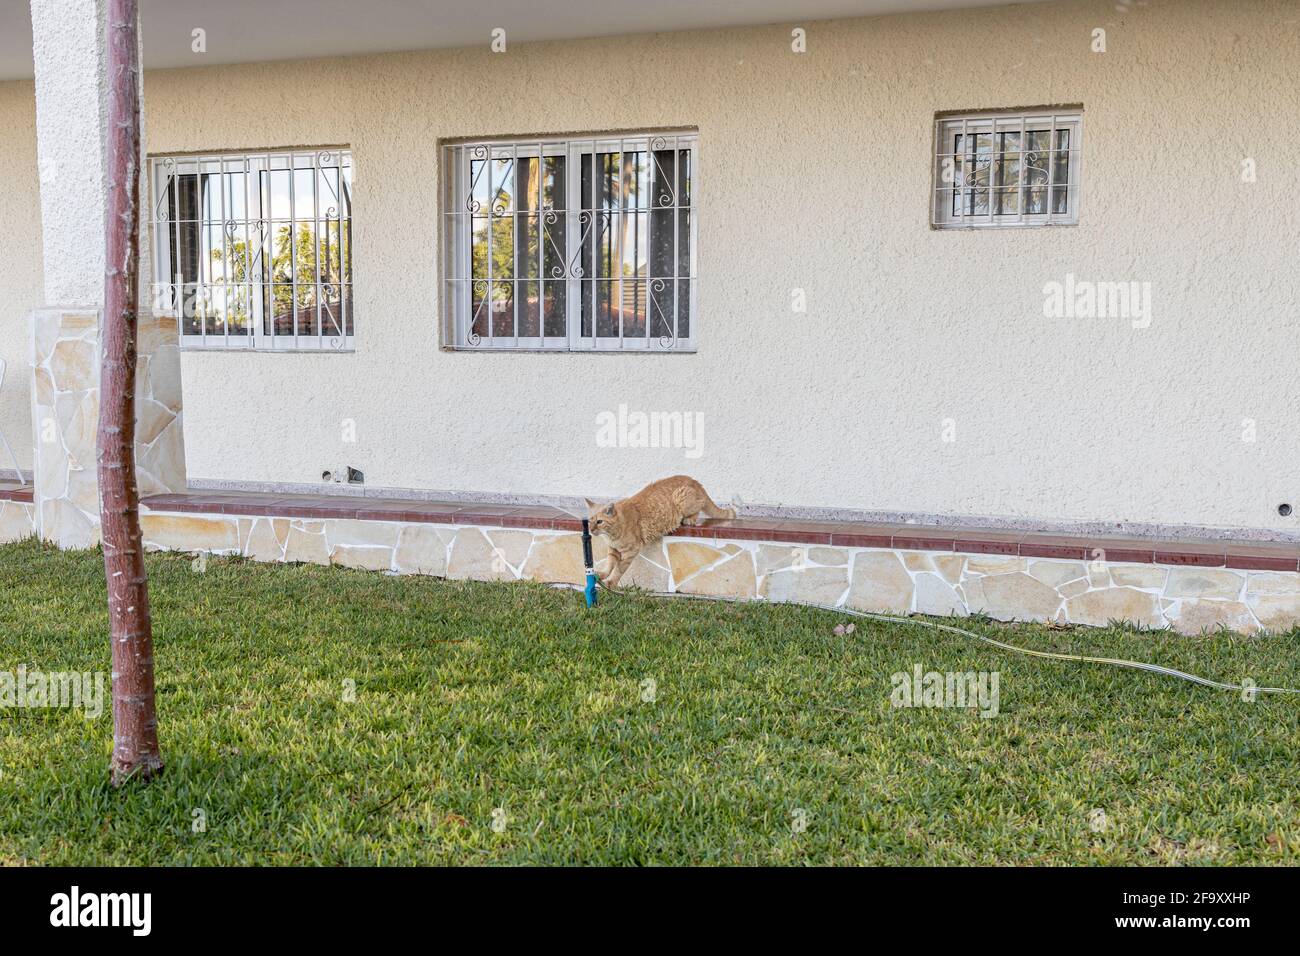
[149,148,355,351]
[932,111,1082,228]
[442,131,698,352]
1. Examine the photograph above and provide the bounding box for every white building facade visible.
[1,0,1298,634]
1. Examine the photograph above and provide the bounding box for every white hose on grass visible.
[548,583,1300,697]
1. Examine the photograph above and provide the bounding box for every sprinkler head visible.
[581,518,597,608]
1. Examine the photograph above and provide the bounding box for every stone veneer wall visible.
[139,511,1300,636]
[0,499,35,543]
[31,310,185,548]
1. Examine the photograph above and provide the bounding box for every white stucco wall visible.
[0,81,41,472]
[7,0,1300,530]
[29,0,107,307]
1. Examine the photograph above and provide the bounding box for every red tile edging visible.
[138,491,1300,571]
[0,485,34,504]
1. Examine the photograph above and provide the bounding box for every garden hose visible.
[550,582,1300,697]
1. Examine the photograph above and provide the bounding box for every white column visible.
[31,0,109,307]
[28,0,185,549]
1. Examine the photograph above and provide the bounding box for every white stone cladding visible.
[136,510,1300,636]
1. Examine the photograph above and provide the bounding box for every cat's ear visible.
[604,504,616,517]
[583,497,598,513]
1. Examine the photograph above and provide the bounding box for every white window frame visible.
[932,109,1082,229]
[148,147,355,352]
[441,131,698,352]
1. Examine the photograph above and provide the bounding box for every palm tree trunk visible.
[101,0,162,786]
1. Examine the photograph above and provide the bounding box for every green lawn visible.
[1,536,1297,865]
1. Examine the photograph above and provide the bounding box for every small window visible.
[149,148,355,350]
[441,131,697,351]
[932,110,1081,228]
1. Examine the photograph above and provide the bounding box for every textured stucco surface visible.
[0,81,40,472]
[5,0,1300,532]
[29,0,107,306]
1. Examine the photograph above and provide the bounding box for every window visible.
[442,131,696,351]
[932,110,1081,228]
[149,148,354,350]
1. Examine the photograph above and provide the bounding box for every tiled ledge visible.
[140,490,1300,572]
[132,492,1300,635]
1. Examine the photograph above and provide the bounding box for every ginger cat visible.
[585,475,735,589]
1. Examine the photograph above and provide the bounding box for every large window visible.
[149,148,354,350]
[442,131,697,351]
[932,110,1081,228]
